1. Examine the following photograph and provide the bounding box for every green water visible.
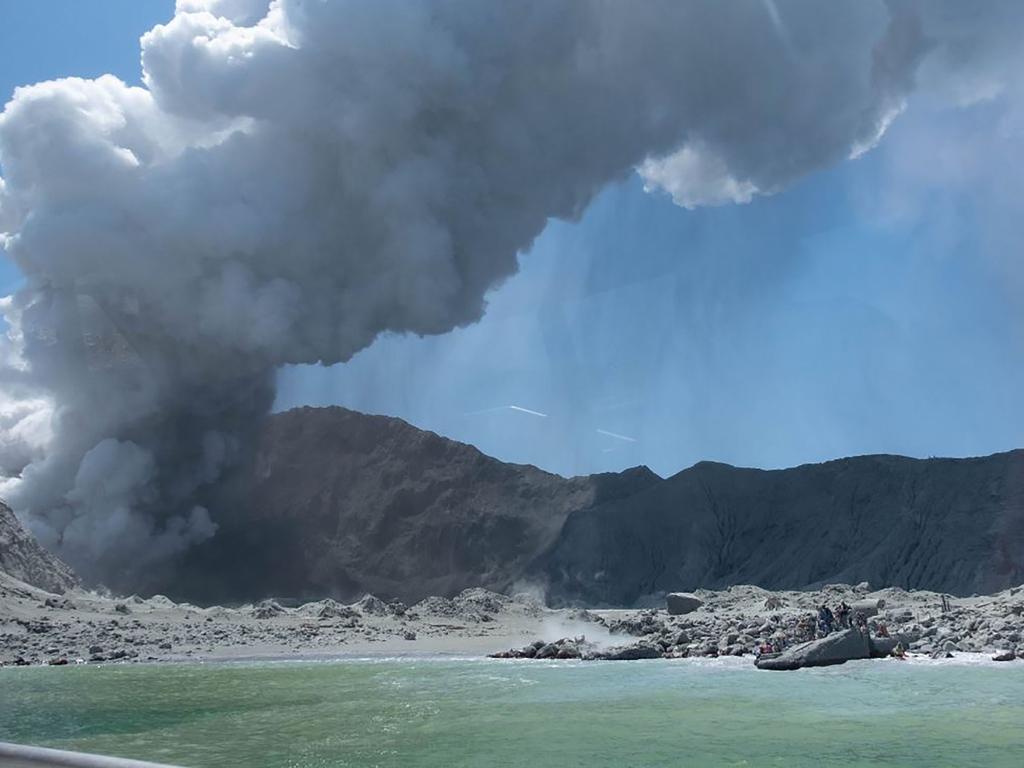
[2,657,1022,767]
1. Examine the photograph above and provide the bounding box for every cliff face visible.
[180,407,1024,604]
[0,501,78,593]
[10,407,1021,604]
[181,406,658,603]
[539,453,1024,605]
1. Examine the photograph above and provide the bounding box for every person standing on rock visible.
[800,614,815,640]
[837,601,851,629]
[817,605,834,637]
[854,611,868,632]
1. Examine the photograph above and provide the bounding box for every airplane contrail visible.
[596,428,637,443]
[464,404,548,418]
[762,0,796,58]
[507,405,548,418]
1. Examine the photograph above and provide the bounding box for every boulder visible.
[671,630,691,646]
[666,592,703,615]
[594,642,662,661]
[851,599,885,618]
[992,650,1016,662]
[868,636,902,658]
[756,629,871,671]
[556,645,581,659]
[536,642,560,659]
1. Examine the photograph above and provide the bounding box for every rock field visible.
[3,572,1022,668]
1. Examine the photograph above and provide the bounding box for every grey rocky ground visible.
[0,574,553,666]
[2,573,1022,667]
[491,583,1024,663]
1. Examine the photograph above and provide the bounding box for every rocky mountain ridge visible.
[540,451,1024,604]
[3,406,1022,605]
[0,501,78,594]
[179,406,658,603]
[181,407,1023,605]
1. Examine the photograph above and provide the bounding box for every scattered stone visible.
[454,588,509,615]
[4,581,1023,668]
[303,599,358,620]
[113,603,131,615]
[412,595,459,616]
[354,594,388,615]
[251,600,285,619]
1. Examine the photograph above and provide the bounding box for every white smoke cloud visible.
[0,0,1019,589]
[638,145,758,209]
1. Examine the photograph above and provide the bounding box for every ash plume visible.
[0,0,1019,590]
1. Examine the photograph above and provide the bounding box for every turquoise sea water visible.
[2,657,1022,767]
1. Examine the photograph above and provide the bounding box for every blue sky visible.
[2,1,1021,478]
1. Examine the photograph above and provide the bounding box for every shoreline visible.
[5,648,1019,673]
[3,571,1022,669]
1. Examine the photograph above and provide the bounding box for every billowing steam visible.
[0,0,1018,588]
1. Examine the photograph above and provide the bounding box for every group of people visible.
[754,600,911,660]
[809,601,870,638]
[789,602,874,640]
